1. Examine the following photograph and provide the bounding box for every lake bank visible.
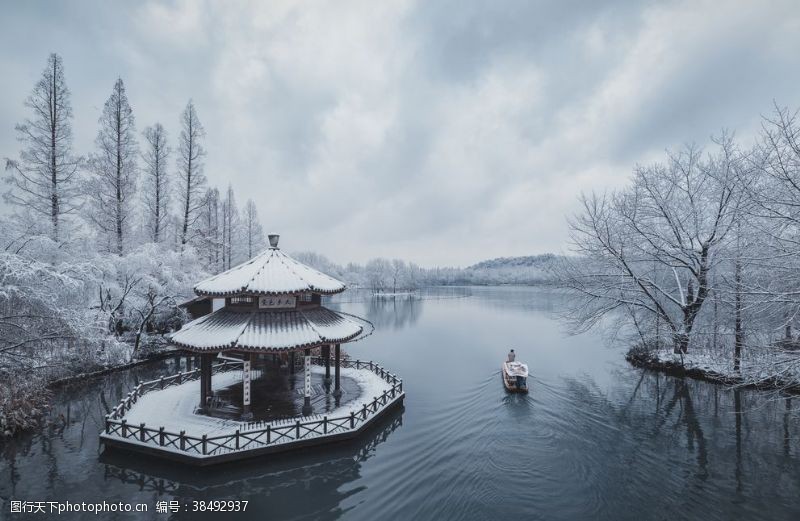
[626,345,800,394]
[1,343,181,438]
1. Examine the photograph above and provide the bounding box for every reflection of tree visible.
[364,296,422,331]
[784,397,792,459]
[734,389,743,493]
[100,408,404,520]
[0,356,185,498]
[561,370,800,505]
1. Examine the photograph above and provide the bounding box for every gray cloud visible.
[2,0,800,265]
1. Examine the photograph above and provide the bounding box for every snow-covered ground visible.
[122,365,394,436]
[639,348,800,388]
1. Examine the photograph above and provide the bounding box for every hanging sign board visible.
[258,296,297,309]
[243,360,251,406]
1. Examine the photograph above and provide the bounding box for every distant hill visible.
[423,254,560,286]
[468,254,558,271]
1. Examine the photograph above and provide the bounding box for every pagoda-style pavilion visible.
[172,234,362,418]
[99,234,404,465]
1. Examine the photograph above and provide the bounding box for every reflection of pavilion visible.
[99,235,404,464]
[100,407,404,519]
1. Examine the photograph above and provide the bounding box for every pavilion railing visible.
[106,359,243,421]
[103,356,404,457]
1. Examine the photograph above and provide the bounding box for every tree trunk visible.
[50,57,59,242]
[733,257,743,372]
[154,150,161,242]
[674,332,690,355]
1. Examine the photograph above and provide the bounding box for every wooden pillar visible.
[199,353,211,410]
[302,348,312,416]
[333,343,342,398]
[324,344,332,385]
[206,353,214,397]
[242,353,253,418]
[290,351,296,374]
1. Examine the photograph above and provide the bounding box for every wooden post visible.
[199,355,208,410]
[324,344,332,385]
[180,431,186,450]
[159,427,165,446]
[206,353,214,397]
[290,351,296,374]
[199,352,216,410]
[333,343,342,398]
[302,348,312,416]
[139,423,146,442]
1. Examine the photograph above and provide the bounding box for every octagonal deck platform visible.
[100,358,404,465]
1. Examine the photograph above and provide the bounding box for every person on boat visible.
[507,349,515,363]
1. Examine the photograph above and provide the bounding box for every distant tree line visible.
[292,253,558,292]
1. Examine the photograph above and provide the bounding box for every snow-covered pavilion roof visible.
[194,235,346,297]
[170,307,364,352]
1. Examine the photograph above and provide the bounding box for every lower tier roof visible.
[170,306,364,352]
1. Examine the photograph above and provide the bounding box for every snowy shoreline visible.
[47,348,179,389]
[626,347,800,394]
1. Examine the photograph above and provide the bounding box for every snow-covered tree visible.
[243,199,265,258]
[366,258,392,293]
[560,137,745,354]
[177,100,206,248]
[141,123,170,243]
[221,184,240,269]
[197,187,222,272]
[86,78,138,255]
[4,53,82,242]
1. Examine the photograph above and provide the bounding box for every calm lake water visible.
[2,286,799,520]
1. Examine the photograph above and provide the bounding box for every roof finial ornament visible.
[268,234,280,249]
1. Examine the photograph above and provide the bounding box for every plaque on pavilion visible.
[258,295,296,309]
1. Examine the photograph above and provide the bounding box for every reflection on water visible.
[100,410,404,520]
[362,297,423,330]
[1,286,799,520]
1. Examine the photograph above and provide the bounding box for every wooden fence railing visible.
[106,359,243,420]
[103,356,403,457]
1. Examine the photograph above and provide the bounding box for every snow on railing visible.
[106,359,243,420]
[104,412,404,491]
[103,357,404,458]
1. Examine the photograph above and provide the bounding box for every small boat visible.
[502,361,529,393]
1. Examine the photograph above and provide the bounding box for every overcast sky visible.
[2,0,800,266]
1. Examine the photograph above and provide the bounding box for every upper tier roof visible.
[194,235,346,297]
